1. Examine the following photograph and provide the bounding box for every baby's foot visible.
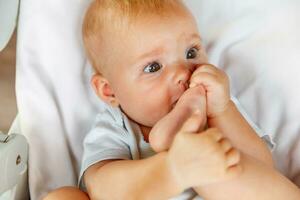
[149,85,207,152]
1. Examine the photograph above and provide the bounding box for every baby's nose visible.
[173,64,192,87]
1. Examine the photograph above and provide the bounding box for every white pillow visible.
[16,0,300,199]
[17,0,98,199]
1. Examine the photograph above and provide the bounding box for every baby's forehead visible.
[101,12,199,60]
[95,0,192,31]
[108,5,197,38]
[83,0,197,72]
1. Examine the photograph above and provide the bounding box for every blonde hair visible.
[82,0,184,72]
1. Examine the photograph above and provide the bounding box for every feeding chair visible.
[1,0,300,199]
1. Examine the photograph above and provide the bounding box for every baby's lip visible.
[171,82,189,108]
[178,82,189,95]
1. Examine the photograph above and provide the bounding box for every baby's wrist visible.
[208,100,235,120]
[164,152,186,194]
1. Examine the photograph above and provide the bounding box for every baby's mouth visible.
[184,82,189,90]
[171,82,189,109]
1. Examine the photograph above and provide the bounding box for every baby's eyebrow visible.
[136,33,201,62]
[137,46,165,61]
[186,33,202,42]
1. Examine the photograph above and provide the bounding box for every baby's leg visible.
[43,186,89,200]
[194,153,300,200]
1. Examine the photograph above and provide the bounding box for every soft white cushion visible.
[0,0,19,51]
[17,0,98,199]
[16,0,300,199]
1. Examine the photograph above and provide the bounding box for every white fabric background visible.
[185,0,300,185]
[16,0,300,199]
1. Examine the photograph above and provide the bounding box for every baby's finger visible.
[192,64,220,78]
[219,138,233,153]
[190,64,226,88]
[226,148,241,167]
[190,84,206,96]
[189,72,218,88]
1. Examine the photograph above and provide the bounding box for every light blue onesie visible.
[79,97,274,199]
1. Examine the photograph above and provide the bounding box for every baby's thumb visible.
[180,110,206,133]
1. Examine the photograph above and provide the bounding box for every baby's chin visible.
[135,116,161,129]
[131,106,175,128]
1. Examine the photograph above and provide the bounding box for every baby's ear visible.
[91,74,119,107]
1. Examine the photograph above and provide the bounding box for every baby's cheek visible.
[142,106,170,127]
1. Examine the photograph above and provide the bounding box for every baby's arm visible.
[189,64,272,166]
[84,154,181,200]
[84,113,241,200]
[207,101,273,165]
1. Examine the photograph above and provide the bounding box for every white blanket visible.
[186,0,300,183]
[16,0,300,199]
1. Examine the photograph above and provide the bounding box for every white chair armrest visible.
[0,132,28,196]
[0,0,20,51]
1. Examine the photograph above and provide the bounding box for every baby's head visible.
[83,0,207,128]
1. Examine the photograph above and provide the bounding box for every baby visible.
[44,0,300,200]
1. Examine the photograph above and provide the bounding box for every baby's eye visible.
[186,47,198,59]
[143,62,162,73]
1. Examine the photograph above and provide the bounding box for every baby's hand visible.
[149,85,207,152]
[167,113,242,190]
[189,64,231,118]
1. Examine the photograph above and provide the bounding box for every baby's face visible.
[102,5,208,128]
